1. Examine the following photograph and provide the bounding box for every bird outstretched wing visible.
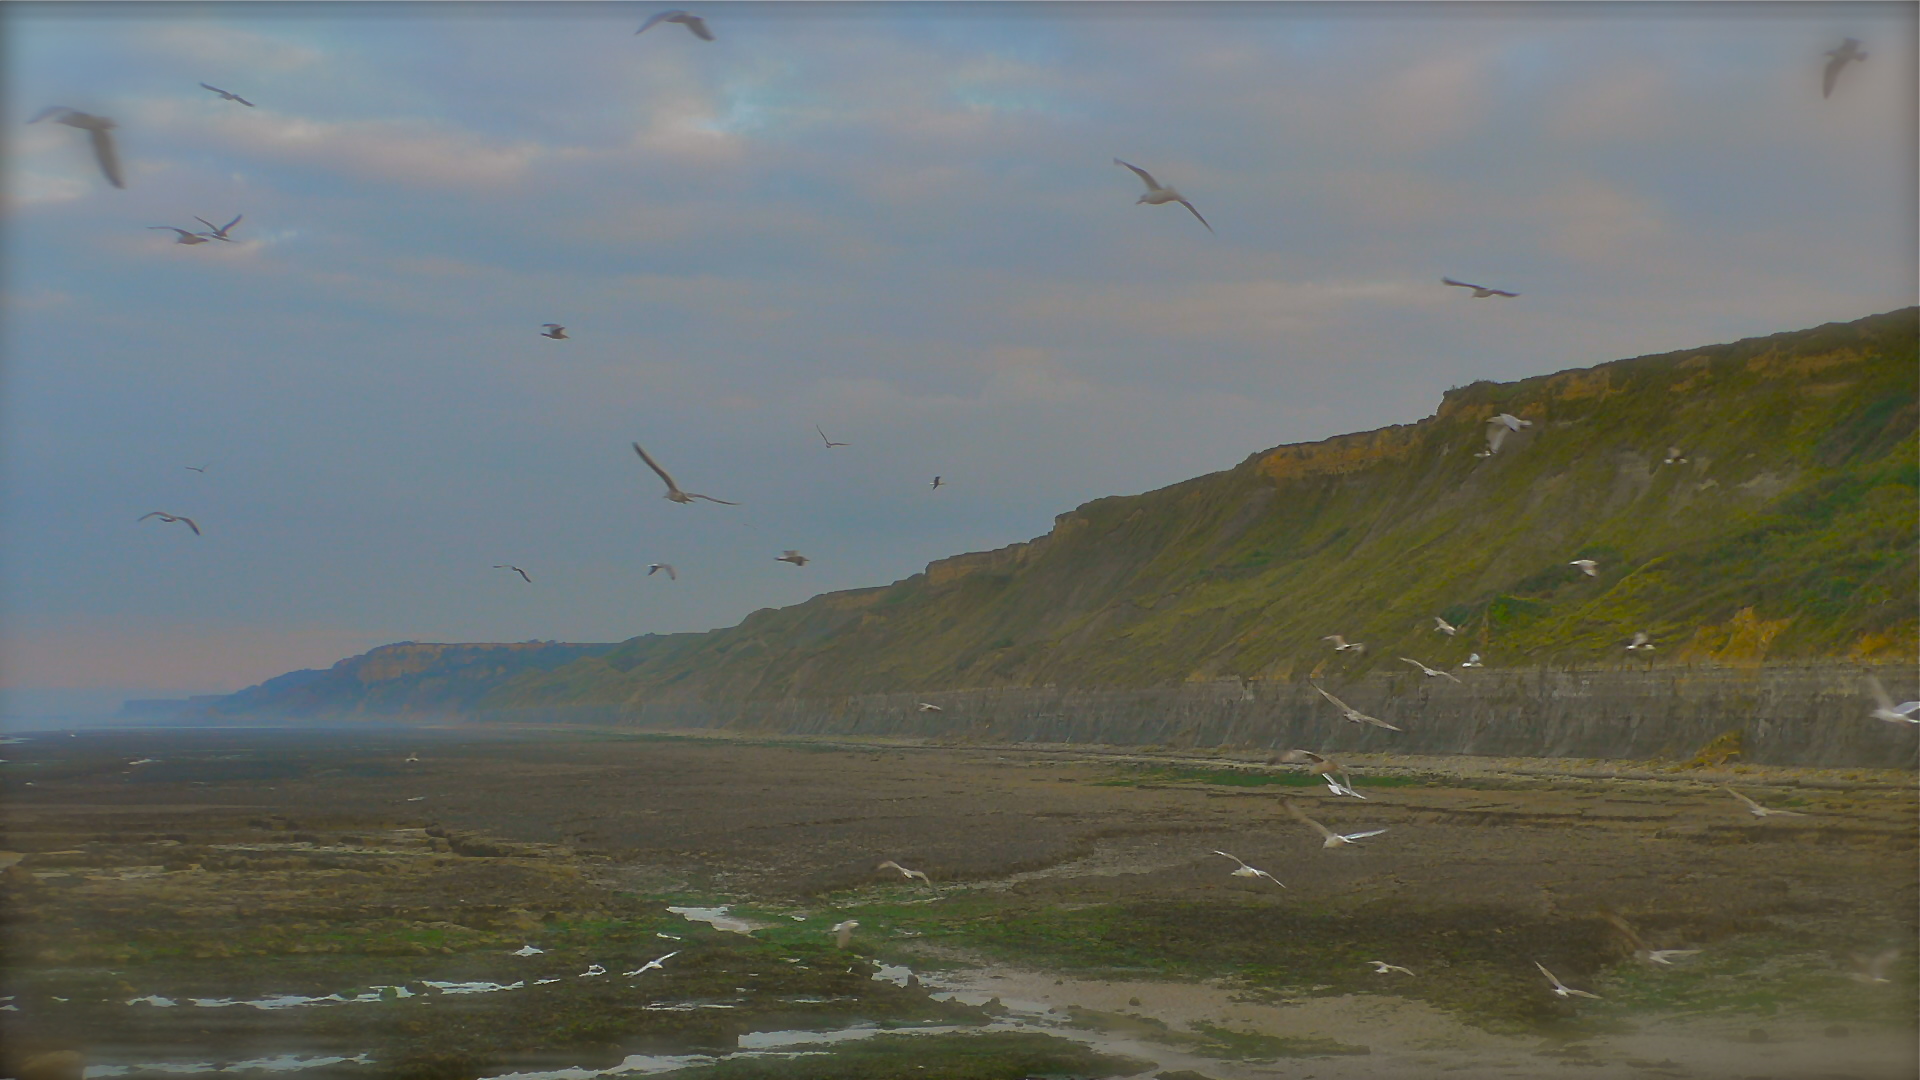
[1112,158,1159,191]
[1178,199,1214,233]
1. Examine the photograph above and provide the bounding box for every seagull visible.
[816,425,849,448]
[540,323,567,339]
[194,214,242,241]
[1113,158,1212,233]
[138,511,201,535]
[29,107,124,188]
[1570,559,1599,577]
[930,476,944,490]
[1626,632,1655,653]
[580,964,607,978]
[1535,961,1601,1000]
[1271,748,1349,782]
[877,860,931,885]
[917,703,944,712]
[1321,634,1365,652]
[632,443,738,505]
[1474,425,1507,458]
[1367,960,1414,976]
[150,226,213,245]
[777,550,810,567]
[512,944,544,956]
[1491,413,1532,432]
[1865,676,1920,725]
[1285,799,1389,848]
[831,920,859,948]
[1663,447,1688,465]
[1432,616,1458,636]
[647,563,677,580]
[1644,949,1702,965]
[1442,277,1518,298]
[404,751,420,764]
[199,83,255,106]
[1849,948,1899,984]
[1726,786,1809,818]
[1309,681,1402,731]
[1599,911,1700,965]
[1460,653,1484,668]
[636,10,714,40]
[127,758,159,766]
[493,565,532,583]
[185,463,209,473]
[1322,774,1367,800]
[1401,657,1463,684]
[1211,850,1285,887]
[623,950,679,977]
[1823,38,1867,98]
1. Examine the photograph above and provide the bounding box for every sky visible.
[2,1,1914,706]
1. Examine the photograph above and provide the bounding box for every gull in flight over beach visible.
[816,426,849,448]
[1865,676,1920,725]
[623,951,679,977]
[1536,962,1601,999]
[831,920,859,948]
[1442,277,1518,298]
[1321,634,1364,652]
[404,751,420,764]
[1850,949,1900,984]
[1272,748,1351,782]
[150,226,213,245]
[1726,786,1809,818]
[1626,632,1655,653]
[1310,681,1402,731]
[930,476,944,490]
[1211,850,1285,887]
[199,83,255,106]
[637,10,714,40]
[647,563,677,580]
[1322,774,1367,800]
[917,702,943,712]
[195,214,242,241]
[877,860,931,885]
[1600,911,1701,966]
[1475,419,1523,458]
[580,964,607,978]
[1570,559,1599,577]
[1432,616,1458,636]
[633,443,738,505]
[541,324,567,339]
[1368,960,1415,976]
[512,944,543,956]
[1460,653,1484,668]
[185,463,209,473]
[1823,38,1867,97]
[29,107,124,188]
[1401,657,1463,684]
[139,511,201,535]
[1664,447,1688,465]
[1286,799,1389,848]
[777,550,810,567]
[493,565,531,583]
[1113,159,1213,233]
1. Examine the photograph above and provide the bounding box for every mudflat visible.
[1,725,1914,1080]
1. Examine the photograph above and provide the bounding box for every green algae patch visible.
[650,1031,1153,1079]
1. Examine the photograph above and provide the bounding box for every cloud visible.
[1532,175,1668,263]
[152,23,323,74]
[1010,277,1430,345]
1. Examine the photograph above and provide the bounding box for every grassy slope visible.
[480,310,1917,708]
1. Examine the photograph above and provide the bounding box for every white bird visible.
[636,10,714,40]
[877,860,931,885]
[512,944,544,956]
[199,83,254,106]
[632,443,738,505]
[1600,911,1700,966]
[127,758,159,766]
[1849,948,1899,984]
[1643,949,1702,966]
[1663,447,1688,465]
[1322,774,1367,800]
[579,964,607,977]
[1367,960,1414,976]
[541,324,567,339]
[493,564,532,583]
[1321,634,1365,652]
[1309,681,1402,731]
[623,950,679,977]
[1211,850,1285,887]
[647,563,677,580]
[1823,38,1866,98]
[404,751,420,764]
[1865,676,1920,725]
[1570,559,1599,577]
[1272,748,1349,782]
[930,476,944,490]
[816,425,848,448]
[138,511,201,536]
[831,920,859,948]
[1626,632,1655,653]
[917,702,943,712]
[1286,800,1389,848]
[1442,277,1518,298]
[29,107,124,188]
[150,226,213,245]
[1460,653,1484,668]
[777,550,810,567]
[1432,616,1457,636]
[1726,786,1809,819]
[1474,425,1507,458]
[1491,413,1532,432]
[1113,158,1212,233]
[1535,961,1601,1000]
[1401,657,1463,684]
[194,214,242,241]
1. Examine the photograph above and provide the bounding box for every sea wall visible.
[474,664,1919,768]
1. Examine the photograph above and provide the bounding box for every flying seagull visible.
[1570,559,1599,577]
[1113,158,1212,233]
[1491,413,1532,432]
[493,564,532,583]
[199,83,255,106]
[1477,415,1528,457]
[622,950,679,977]
[930,476,944,490]
[1367,960,1414,976]
[150,226,213,245]
[1726,786,1809,818]
[917,702,943,712]
[1321,634,1364,652]
[1664,447,1688,465]
[1432,616,1457,636]
[1211,850,1285,887]
[1600,911,1701,966]
[1850,948,1899,984]
[632,443,738,505]
[647,563,677,580]
[541,324,567,339]
[1626,631,1655,653]
[637,10,714,40]
[1460,653,1484,668]
[1310,681,1402,731]
[138,511,201,535]
[877,860,931,885]
[1401,657,1463,684]
[185,463,209,473]
[1272,748,1349,783]
[1864,676,1920,725]
[1442,277,1517,298]
[404,751,420,764]
[816,425,849,448]
[29,107,124,188]
[512,944,543,956]
[831,919,859,948]
[194,214,242,241]
[777,550,810,567]
[1322,773,1367,800]
[1285,798,1389,848]
[1823,38,1866,98]
[1536,961,1601,999]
